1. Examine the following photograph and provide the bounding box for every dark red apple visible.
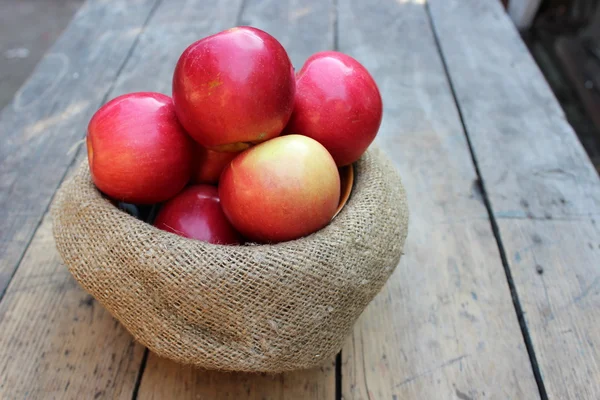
[172,26,296,152]
[153,185,243,244]
[192,144,240,184]
[219,134,340,243]
[87,92,194,204]
[285,51,383,166]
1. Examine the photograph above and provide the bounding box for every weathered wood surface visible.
[428,0,600,398]
[2,0,600,398]
[138,357,335,399]
[500,219,600,399]
[0,0,160,298]
[135,0,337,396]
[338,0,539,399]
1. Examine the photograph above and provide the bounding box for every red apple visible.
[192,144,240,184]
[219,134,340,243]
[172,26,296,152]
[154,185,243,244]
[285,51,383,166]
[87,92,194,204]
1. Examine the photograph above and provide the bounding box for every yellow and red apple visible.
[219,134,340,243]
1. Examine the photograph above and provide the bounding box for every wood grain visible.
[338,0,540,398]
[500,219,600,399]
[0,0,159,297]
[138,356,335,399]
[427,0,600,398]
[135,0,337,397]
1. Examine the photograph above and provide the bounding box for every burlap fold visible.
[51,146,409,373]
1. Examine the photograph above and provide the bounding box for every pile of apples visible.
[86,27,382,244]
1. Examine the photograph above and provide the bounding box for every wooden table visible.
[1,0,599,398]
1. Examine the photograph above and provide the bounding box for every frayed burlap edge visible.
[51,146,408,373]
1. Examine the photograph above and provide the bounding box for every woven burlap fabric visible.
[51,146,408,373]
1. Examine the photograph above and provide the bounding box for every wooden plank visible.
[136,0,337,397]
[0,0,159,297]
[338,0,540,399]
[138,357,335,399]
[427,0,600,398]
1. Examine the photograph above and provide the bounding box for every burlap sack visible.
[51,146,409,373]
